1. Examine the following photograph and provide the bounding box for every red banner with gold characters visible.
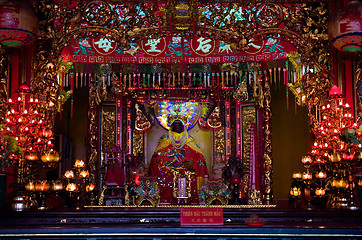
[180,207,223,226]
[61,36,297,64]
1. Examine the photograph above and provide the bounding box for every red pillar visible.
[10,49,20,98]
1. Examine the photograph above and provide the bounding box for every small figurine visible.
[212,152,225,180]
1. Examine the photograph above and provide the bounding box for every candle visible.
[316,171,327,179]
[301,156,312,164]
[52,181,64,191]
[74,159,85,168]
[302,172,312,180]
[290,187,301,197]
[86,183,95,192]
[35,181,49,192]
[64,170,74,179]
[79,170,89,178]
[25,182,35,191]
[315,188,325,196]
[66,183,78,192]
[292,172,302,179]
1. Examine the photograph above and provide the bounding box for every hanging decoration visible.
[206,106,222,129]
[328,0,362,53]
[289,85,361,209]
[131,102,155,134]
[287,52,306,106]
[234,80,249,102]
[0,0,38,47]
[62,36,296,65]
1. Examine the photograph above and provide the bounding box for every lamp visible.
[0,0,38,47]
[328,0,362,53]
[34,180,49,210]
[64,159,91,208]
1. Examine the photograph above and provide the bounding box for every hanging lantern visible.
[0,0,38,47]
[329,85,342,97]
[328,0,362,53]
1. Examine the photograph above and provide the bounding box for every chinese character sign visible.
[62,36,297,64]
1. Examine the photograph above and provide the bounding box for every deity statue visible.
[148,119,208,204]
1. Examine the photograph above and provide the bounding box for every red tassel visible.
[286,87,289,110]
[70,74,74,118]
[283,68,286,85]
[278,68,281,87]
[75,73,78,89]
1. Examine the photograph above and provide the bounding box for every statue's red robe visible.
[149,130,208,204]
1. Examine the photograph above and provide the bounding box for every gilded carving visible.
[132,131,144,156]
[88,83,116,193]
[248,189,262,205]
[101,107,116,167]
[214,128,225,156]
[356,61,362,125]
[242,106,256,195]
[262,80,273,204]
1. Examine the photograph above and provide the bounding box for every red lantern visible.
[328,0,362,53]
[329,85,342,97]
[0,0,38,47]
[42,128,53,138]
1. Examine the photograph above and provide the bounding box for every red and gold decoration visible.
[199,179,231,205]
[0,0,338,209]
[64,159,94,208]
[328,0,362,52]
[0,0,38,47]
[290,86,361,209]
[3,83,59,201]
[132,177,160,207]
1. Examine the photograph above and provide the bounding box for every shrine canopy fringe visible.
[61,36,297,65]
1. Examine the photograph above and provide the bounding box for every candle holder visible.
[2,84,59,211]
[290,87,361,209]
[34,180,50,210]
[64,159,92,209]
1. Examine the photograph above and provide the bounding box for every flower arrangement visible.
[0,124,22,171]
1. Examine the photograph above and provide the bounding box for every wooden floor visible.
[0,205,361,239]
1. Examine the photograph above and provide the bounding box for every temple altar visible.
[0,0,361,219]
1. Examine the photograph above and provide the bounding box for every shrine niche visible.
[14,0,333,207]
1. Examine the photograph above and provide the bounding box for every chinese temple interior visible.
[0,0,361,239]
